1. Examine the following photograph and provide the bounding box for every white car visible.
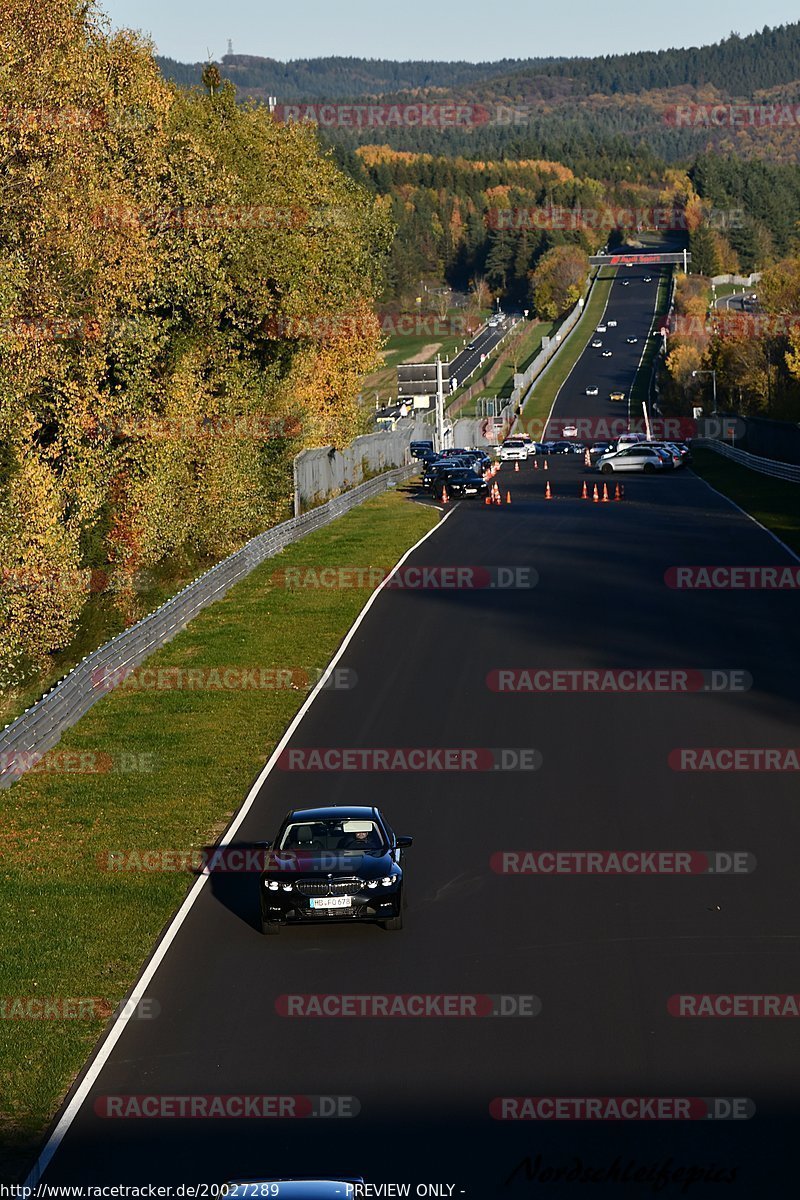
[602,350,612,357]
[585,386,599,396]
[562,424,579,437]
[607,320,617,327]
[626,336,638,344]
[591,339,602,348]
[597,445,665,473]
[644,276,652,282]
[499,438,528,461]
[596,325,607,333]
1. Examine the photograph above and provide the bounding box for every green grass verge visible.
[689,449,800,556]
[0,486,438,1169]
[519,269,614,433]
[0,547,224,730]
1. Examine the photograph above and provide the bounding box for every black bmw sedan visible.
[259,806,411,934]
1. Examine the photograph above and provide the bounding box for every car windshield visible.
[279,818,385,853]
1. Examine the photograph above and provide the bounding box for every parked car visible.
[260,806,411,933]
[435,468,490,499]
[597,446,666,474]
[409,440,434,459]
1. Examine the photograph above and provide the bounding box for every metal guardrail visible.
[694,439,800,482]
[0,463,419,788]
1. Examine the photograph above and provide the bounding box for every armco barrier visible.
[693,439,800,482]
[0,463,419,789]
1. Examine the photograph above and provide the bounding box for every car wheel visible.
[261,912,281,935]
[643,464,656,474]
[600,464,613,474]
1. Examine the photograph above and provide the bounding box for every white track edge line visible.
[25,505,455,1187]
[690,472,800,564]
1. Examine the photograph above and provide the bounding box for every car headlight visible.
[367,880,379,889]
[282,883,293,892]
[266,880,279,891]
[381,876,396,887]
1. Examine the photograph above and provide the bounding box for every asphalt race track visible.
[31,272,800,1196]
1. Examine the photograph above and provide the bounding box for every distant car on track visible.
[499,438,529,461]
[609,390,625,402]
[591,339,602,348]
[621,280,630,287]
[607,320,617,327]
[626,336,638,344]
[260,806,411,934]
[562,424,579,437]
[585,385,599,396]
[602,350,613,357]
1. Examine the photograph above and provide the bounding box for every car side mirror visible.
[396,836,413,848]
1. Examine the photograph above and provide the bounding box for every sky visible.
[96,0,799,64]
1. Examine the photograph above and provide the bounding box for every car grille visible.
[295,877,362,897]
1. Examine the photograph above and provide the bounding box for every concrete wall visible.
[293,417,431,513]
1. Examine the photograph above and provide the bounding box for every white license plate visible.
[465,488,478,494]
[310,895,352,909]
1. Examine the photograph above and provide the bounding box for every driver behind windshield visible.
[337,824,382,851]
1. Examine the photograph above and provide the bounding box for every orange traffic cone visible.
[592,484,599,502]
[614,483,622,501]
[581,481,588,499]
[514,461,520,472]
[601,483,609,502]
[533,459,539,470]
[441,486,449,505]
[506,490,511,504]
[543,459,549,471]
[485,494,492,506]
[545,480,552,500]
[584,449,591,467]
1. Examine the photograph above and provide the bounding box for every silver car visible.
[597,445,666,474]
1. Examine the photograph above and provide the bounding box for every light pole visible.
[692,368,717,409]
